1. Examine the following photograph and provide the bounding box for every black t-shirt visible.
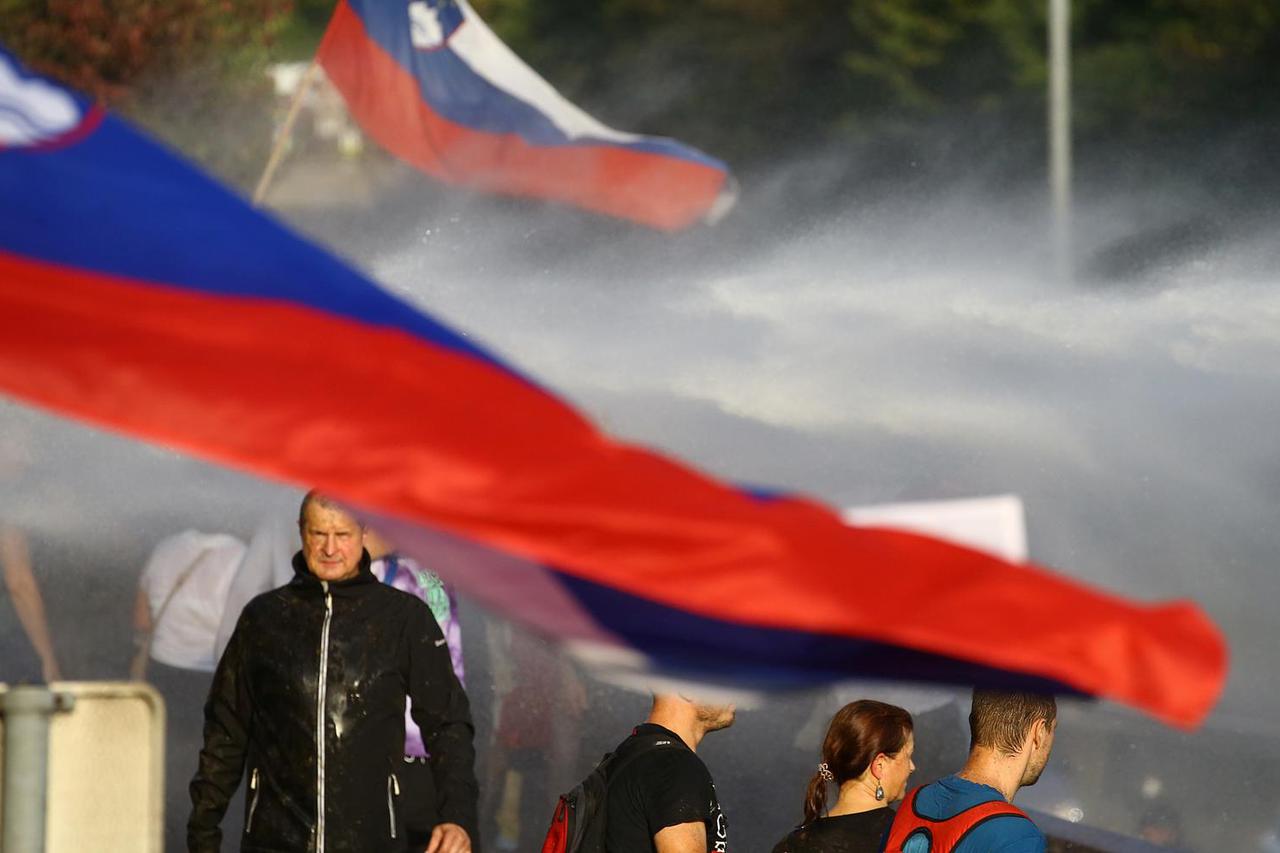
[606,723,728,853]
[770,809,895,853]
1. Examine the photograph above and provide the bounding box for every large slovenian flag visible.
[0,48,1226,726]
[315,0,734,230]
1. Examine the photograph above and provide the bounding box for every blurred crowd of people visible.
[0,489,1265,853]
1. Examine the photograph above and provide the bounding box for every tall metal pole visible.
[1,686,74,853]
[1048,0,1072,280]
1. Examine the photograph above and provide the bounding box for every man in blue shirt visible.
[883,690,1057,852]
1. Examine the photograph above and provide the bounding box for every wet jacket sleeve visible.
[405,602,479,838]
[187,611,253,853]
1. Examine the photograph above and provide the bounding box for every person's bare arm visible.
[133,584,152,635]
[1,526,61,681]
[654,821,707,853]
[128,583,154,681]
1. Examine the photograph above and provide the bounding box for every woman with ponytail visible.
[772,700,915,853]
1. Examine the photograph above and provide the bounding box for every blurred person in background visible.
[188,491,477,853]
[772,700,915,853]
[0,422,60,684]
[0,524,61,682]
[604,691,734,853]
[132,530,247,680]
[132,529,246,853]
[884,690,1057,853]
[483,624,587,850]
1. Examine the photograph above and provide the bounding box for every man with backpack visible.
[882,690,1056,853]
[544,692,733,853]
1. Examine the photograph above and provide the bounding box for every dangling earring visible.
[875,781,885,801]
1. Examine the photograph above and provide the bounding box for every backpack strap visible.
[545,731,683,853]
[129,544,215,681]
[885,786,1032,853]
[934,799,1031,851]
[883,788,922,851]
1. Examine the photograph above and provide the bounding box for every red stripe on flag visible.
[0,251,1226,726]
[317,0,728,231]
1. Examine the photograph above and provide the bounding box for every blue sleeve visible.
[965,815,1046,853]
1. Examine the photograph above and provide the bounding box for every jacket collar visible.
[290,549,377,594]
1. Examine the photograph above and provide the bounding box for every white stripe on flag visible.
[451,0,642,144]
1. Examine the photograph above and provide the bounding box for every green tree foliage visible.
[1073,0,1280,133]
[4,1,1276,182]
[842,0,1046,113]
[272,0,339,59]
[475,0,1280,169]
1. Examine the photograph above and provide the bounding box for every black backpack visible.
[542,731,680,853]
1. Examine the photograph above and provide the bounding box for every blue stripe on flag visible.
[556,571,1086,695]
[0,100,518,375]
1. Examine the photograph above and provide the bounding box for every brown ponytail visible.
[800,699,913,825]
[802,767,831,826]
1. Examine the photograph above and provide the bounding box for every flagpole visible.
[252,56,322,207]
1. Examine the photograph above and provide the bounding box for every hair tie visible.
[817,762,834,782]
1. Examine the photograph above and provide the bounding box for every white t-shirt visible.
[214,513,298,660]
[140,531,246,672]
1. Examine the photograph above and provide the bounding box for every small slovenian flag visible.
[0,46,1226,728]
[316,0,736,230]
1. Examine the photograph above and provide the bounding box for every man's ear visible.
[1030,717,1050,749]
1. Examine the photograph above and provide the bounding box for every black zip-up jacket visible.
[188,550,477,852]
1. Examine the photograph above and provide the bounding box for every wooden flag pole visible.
[252,56,322,207]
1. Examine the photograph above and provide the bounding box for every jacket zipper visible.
[316,583,333,853]
[387,773,400,839]
[246,768,260,834]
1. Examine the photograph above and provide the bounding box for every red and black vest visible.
[883,786,1031,852]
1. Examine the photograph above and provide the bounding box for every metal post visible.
[1048,0,1072,281]
[1,686,74,853]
